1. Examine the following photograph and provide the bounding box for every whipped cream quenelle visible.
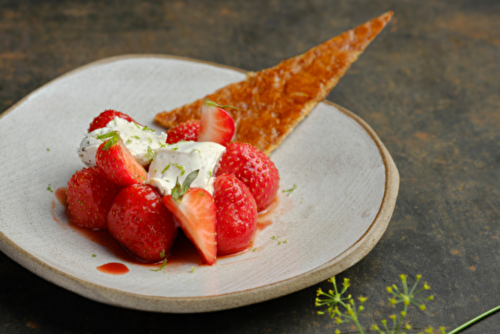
[78,117,167,167]
[147,141,226,196]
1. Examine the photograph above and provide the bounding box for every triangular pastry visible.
[155,12,393,155]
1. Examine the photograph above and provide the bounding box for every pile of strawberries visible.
[67,103,280,265]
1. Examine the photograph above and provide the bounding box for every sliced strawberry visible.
[88,109,138,133]
[197,99,236,146]
[214,174,257,254]
[95,132,147,187]
[107,184,177,262]
[162,170,217,265]
[166,120,200,144]
[67,166,120,230]
[216,142,280,212]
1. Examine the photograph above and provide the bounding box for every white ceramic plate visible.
[0,55,399,313]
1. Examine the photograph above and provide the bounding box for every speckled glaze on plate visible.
[0,55,399,313]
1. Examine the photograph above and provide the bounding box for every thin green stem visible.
[448,305,500,334]
[353,316,364,334]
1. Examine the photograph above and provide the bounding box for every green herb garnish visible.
[47,184,54,193]
[205,98,240,111]
[146,146,155,161]
[191,266,195,273]
[96,131,120,150]
[171,170,199,203]
[92,254,96,258]
[46,148,50,152]
[151,250,167,272]
[283,184,297,197]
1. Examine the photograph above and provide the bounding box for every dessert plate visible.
[0,55,399,313]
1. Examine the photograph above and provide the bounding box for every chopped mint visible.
[92,254,96,258]
[133,122,142,129]
[47,184,54,193]
[151,250,167,272]
[126,139,133,145]
[146,146,155,161]
[133,136,140,140]
[97,131,120,150]
[283,184,297,197]
[172,147,178,151]
[161,164,171,174]
[46,148,50,152]
[158,142,166,148]
[142,125,156,132]
[252,248,257,252]
[148,137,153,144]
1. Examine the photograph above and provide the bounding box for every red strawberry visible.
[166,120,200,144]
[107,184,177,262]
[88,109,138,133]
[163,171,217,265]
[216,142,280,212]
[95,132,148,187]
[67,166,120,230]
[214,174,257,254]
[197,99,236,146]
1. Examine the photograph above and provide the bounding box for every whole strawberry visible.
[67,166,119,230]
[88,109,137,133]
[214,174,257,254]
[95,132,148,186]
[107,184,177,262]
[166,120,200,144]
[216,142,280,212]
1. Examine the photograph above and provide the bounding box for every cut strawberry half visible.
[197,99,236,146]
[95,131,148,187]
[163,170,217,265]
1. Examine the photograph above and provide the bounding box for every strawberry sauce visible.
[52,187,282,272]
[97,262,129,275]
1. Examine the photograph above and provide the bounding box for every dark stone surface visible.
[1,0,500,333]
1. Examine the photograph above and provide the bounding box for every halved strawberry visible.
[197,99,236,146]
[107,184,177,262]
[67,166,120,230]
[95,132,147,187]
[166,120,200,144]
[162,170,217,265]
[216,142,280,212]
[88,109,138,133]
[214,174,257,254]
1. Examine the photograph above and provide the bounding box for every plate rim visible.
[0,54,400,313]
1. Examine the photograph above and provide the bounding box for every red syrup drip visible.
[97,262,129,275]
[51,187,282,270]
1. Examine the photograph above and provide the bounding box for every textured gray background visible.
[1,0,499,333]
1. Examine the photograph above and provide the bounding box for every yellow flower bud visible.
[423,282,431,290]
[399,274,407,282]
[359,305,365,312]
[401,310,406,317]
[416,274,422,280]
[386,286,393,293]
[428,295,434,300]
[420,304,426,311]
[358,296,368,303]
[335,330,341,334]
[403,295,410,305]
[405,323,412,329]
[390,314,397,321]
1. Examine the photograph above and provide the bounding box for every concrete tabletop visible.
[0,1,499,333]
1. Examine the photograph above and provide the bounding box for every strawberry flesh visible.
[107,184,177,262]
[67,166,119,230]
[95,136,147,187]
[163,188,217,265]
[214,174,257,254]
[197,105,235,146]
